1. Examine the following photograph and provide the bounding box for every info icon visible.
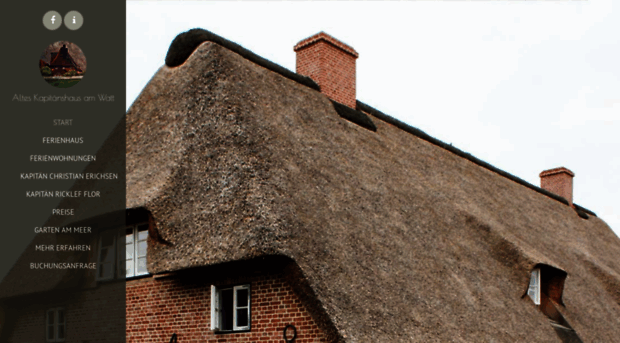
[43,11,62,30]
[64,11,83,30]
[39,41,87,88]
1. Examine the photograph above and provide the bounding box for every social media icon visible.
[43,11,62,30]
[64,11,83,30]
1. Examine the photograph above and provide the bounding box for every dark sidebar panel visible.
[1,1,127,342]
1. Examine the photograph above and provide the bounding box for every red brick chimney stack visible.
[540,167,575,205]
[294,32,359,108]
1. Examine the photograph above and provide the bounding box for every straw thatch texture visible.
[126,39,620,342]
[332,100,376,132]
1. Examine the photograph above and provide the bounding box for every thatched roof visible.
[41,42,87,72]
[126,29,620,342]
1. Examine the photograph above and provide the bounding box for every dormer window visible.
[525,265,580,340]
[96,223,149,280]
[124,224,149,278]
[527,268,541,305]
[526,264,567,307]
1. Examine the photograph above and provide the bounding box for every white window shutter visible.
[527,268,541,305]
[211,285,220,331]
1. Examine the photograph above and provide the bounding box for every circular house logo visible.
[39,41,87,88]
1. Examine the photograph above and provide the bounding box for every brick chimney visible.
[540,167,575,205]
[294,32,359,108]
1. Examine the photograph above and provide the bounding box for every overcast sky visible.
[127,1,619,238]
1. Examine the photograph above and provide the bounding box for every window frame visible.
[211,284,251,333]
[96,229,117,281]
[46,307,66,342]
[527,268,541,305]
[123,223,149,278]
[96,223,149,281]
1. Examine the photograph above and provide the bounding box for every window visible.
[96,223,148,280]
[124,224,148,278]
[211,284,251,332]
[525,265,578,341]
[527,268,541,305]
[46,308,65,342]
[96,230,116,280]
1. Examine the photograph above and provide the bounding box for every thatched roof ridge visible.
[163,29,598,217]
[356,101,598,217]
[126,37,620,342]
[331,100,376,132]
[165,28,319,91]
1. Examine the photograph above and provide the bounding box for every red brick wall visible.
[540,167,574,205]
[126,272,329,343]
[3,283,125,343]
[295,33,358,109]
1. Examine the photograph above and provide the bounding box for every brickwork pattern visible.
[540,167,574,205]
[295,33,358,109]
[4,283,126,343]
[126,272,328,343]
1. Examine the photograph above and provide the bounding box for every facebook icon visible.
[43,11,62,30]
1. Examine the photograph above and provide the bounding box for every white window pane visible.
[126,244,134,260]
[47,310,55,325]
[527,269,540,305]
[138,228,148,241]
[126,260,134,276]
[137,257,147,274]
[138,241,147,257]
[125,228,134,243]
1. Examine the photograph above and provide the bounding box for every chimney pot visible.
[540,167,575,205]
[294,32,358,108]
